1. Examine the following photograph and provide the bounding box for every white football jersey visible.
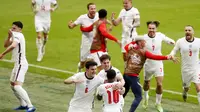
[11,32,28,65]
[118,7,140,39]
[69,72,104,109]
[32,0,57,22]
[144,32,175,67]
[97,82,123,108]
[170,37,200,72]
[98,66,123,82]
[74,13,99,48]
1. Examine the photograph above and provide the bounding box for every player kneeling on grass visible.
[97,69,125,112]
[0,21,36,112]
[64,61,104,112]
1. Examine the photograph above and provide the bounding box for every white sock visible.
[14,85,33,108]
[36,38,42,53]
[197,92,200,104]
[11,86,27,106]
[144,90,149,100]
[156,94,162,104]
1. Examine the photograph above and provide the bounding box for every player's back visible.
[98,82,123,112]
[11,32,27,65]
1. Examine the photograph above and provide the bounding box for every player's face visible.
[88,5,96,17]
[148,24,157,37]
[11,25,21,32]
[138,40,146,48]
[87,65,97,78]
[185,26,194,40]
[123,0,132,10]
[101,59,111,71]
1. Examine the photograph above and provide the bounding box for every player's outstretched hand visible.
[167,55,179,63]
[117,40,122,48]
[112,82,123,90]
[111,12,116,20]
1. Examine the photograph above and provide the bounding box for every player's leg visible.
[123,75,130,98]
[194,83,200,104]
[193,69,200,104]
[42,22,50,56]
[35,21,44,62]
[155,76,163,112]
[142,69,152,109]
[129,76,142,112]
[121,38,127,62]
[10,65,36,111]
[182,72,191,102]
[10,68,27,110]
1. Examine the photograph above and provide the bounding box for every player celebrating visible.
[123,36,177,112]
[68,3,98,72]
[0,21,36,112]
[98,54,125,88]
[64,61,104,112]
[80,9,121,71]
[97,69,125,112]
[142,21,175,111]
[111,0,140,62]
[169,25,200,104]
[31,0,58,62]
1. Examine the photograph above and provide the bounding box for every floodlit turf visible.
[0,67,200,112]
[0,0,200,105]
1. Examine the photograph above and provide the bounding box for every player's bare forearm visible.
[1,45,15,56]
[132,18,140,28]
[4,38,12,48]
[64,78,74,84]
[111,18,121,26]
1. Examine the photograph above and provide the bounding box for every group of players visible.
[0,0,200,112]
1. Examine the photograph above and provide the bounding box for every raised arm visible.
[145,50,169,60]
[64,74,83,84]
[169,39,180,56]
[111,12,122,26]
[162,34,175,45]
[124,41,136,53]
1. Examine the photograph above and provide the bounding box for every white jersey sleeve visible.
[74,15,83,25]
[13,35,20,43]
[51,0,57,4]
[97,85,104,96]
[132,8,140,19]
[170,39,180,56]
[162,33,175,45]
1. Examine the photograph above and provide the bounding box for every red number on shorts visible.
[160,68,162,72]
[107,90,119,104]
[189,50,192,56]
[152,45,155,51]
[85,87,88,93]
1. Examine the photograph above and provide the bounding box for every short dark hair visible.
[100,54,111,62]
[106,69,116,80]
[12,21,23,29]
[146,21,160,27]
[87,3,95,10]
[85,61,97,69]
[185,25,194,29]
[98,9,107,18]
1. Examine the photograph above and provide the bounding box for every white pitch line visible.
[0,59,197,98]
[1,59,76,74]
